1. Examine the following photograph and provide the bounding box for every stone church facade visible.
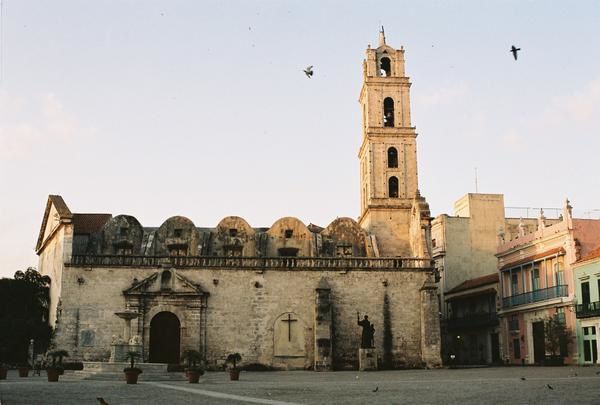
[36,31,441,370]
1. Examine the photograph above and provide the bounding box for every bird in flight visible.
[372,387,379,392]
[511,45,521,60]
[546,384,554,390]
[303,65,314,78]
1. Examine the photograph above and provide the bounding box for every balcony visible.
[502,285,568,309]
[576,301,600,319]
[447,313,499,330]
[68,255,433,271]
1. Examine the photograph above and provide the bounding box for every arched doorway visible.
[149,311,180,364]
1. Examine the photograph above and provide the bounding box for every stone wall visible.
[54,263,438,369]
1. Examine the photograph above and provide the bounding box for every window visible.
[379,57,391,77]
[513,338,521,359]
[556,270,565,286]
[511,273,519,295]
[229,228,238,237]
[284,229,293,238]
[532,268,540,290]
[555,307,566,324]
[582,281,590,305]
[383,97,394,127]
[388,176,399,198]
[432,239,437,248]
[509,315,519,331]
[173,229,183,238]
[387,147,398,168]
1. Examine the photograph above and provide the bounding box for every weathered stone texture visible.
[53,264,431,369]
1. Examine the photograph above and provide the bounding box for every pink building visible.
[497,200,600,365]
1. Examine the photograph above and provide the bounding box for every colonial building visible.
[431,193,558,363]
[445,273,501,365]
[573,246,600,365]
[497,200,600,365]
[36,31,441,371]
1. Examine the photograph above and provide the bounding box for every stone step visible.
[65,362,187,381]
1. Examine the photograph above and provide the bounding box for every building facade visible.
[431,193,556,363]
[445,273,501,365]
[573,247,600,365]
[36,32,442,371]
[497,200,600,365]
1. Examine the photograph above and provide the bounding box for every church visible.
[36,31,441,370]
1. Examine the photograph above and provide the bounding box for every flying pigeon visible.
[546,384,554,390]
[511,45,521,60]
[372,386,379,392]
[303,65,314,78]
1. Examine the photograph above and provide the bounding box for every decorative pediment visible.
[36,195,73,253]
[123,269,208,297]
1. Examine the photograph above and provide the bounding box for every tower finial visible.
[378,26,386,46]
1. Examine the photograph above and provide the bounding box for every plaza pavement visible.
[1,366,600,404]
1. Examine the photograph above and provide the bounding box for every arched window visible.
[387,147,398,168]
[161,270,172,290]
[383,97,394,127]
[380,57,391,77]
[389,176,399,198]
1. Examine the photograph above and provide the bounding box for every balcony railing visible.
[68,255,433,271]
[447,313,498,330]
[502,285,568,309]
[576,301,600,319]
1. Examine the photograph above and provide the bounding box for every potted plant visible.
[124,351,142,384]
[181,350,204,383]
[18,362,31,377]
[46,350,69,382]
[226,353,242,381]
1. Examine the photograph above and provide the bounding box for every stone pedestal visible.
[359,348,378,371]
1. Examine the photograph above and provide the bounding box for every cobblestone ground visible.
[1,366,600,404]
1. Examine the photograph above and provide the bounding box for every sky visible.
[1,1,599,278]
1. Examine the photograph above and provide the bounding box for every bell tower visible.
[358,28,430,257]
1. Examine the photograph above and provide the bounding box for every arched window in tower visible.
[383,97,394,127]
[387,147,398,168]
[388,176,399,198]
[380,57,391,77]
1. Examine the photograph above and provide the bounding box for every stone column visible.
[420,278,442,367]
[314,278,333,371]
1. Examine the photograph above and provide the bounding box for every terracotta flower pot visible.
[46,368,61,382]
[229,368,240,381]
[186,370,203,383]
[124,368,142,384]
[0,367,7,380]
[18,367,30,377]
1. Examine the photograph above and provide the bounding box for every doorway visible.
[149,311,181,364]
[490,333,501,364]
[532,321,545,364]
